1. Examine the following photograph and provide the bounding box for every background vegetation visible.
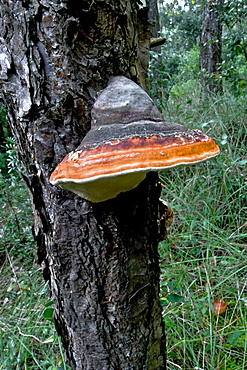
[0,1,246,369]
[158,90,247,370]
[153,1,247,369]
[0,108,67,369]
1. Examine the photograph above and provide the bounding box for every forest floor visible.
[159,82,247,370]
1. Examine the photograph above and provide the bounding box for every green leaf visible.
[227,331,245,345]
[44,300,54,307]
[160,297,169,306]
[43,307,54,321]
[236,159,247,166]
[166,293,185,303]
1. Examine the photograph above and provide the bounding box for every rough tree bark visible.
[146,0,164,104]
[147,0,160,39]
[200,0,224,94]
[0,1,166,369]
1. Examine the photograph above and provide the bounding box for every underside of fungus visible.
[50,76,220,202]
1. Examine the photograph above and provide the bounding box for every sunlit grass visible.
[158,87,247,369]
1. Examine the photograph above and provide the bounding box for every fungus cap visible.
[50,76,220,202]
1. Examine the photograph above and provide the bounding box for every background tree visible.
[199,0,224,94]
[148,0,166,102]
[0,1,166,369]
[147,0,160,39]
[151,0,247,102]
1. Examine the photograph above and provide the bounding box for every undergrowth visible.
[0,147,68,369]
[158,87,247,370]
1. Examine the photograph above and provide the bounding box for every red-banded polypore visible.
[50,76,220,202]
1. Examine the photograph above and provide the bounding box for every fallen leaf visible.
[212,299,227,315]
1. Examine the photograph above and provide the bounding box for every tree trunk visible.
[147,0,160,39]
[0,1,166,369]
[200,0,224,94]
[146,0,164,107]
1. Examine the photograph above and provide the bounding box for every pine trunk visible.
[200,0,224,94]
[0,1,166,369]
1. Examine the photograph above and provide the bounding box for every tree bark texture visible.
[146,0,160,39]
[0,1,166,369]
[200,0,224,94]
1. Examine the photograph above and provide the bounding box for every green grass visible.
[158,85,247,369]
[0,172,67,370]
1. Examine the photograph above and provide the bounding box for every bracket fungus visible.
[50,76,220,203]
